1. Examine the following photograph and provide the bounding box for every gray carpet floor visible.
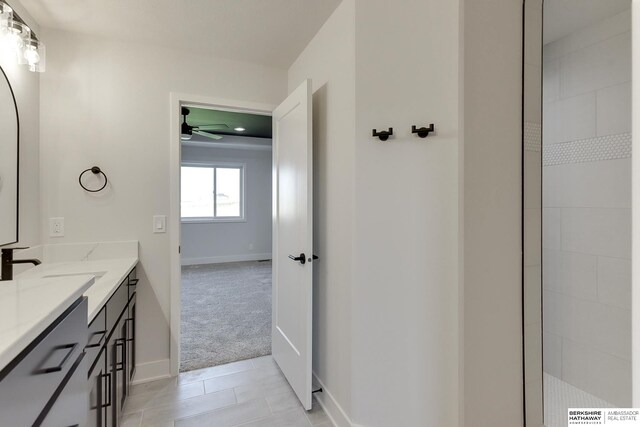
[180,261,272,372]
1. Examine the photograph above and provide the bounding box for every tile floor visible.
[122,356,333,427]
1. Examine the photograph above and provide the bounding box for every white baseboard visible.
[181,253,272,266]
[312,372,357,427]
[131,359,171,385]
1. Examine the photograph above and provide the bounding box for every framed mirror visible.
[0,65,19,246]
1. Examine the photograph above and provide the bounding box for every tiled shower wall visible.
[542,9,632,406]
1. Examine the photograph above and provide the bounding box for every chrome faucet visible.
[1,247,41,281]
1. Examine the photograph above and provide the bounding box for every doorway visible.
[523,1,633,425]
[169,94,277,378]
[169,81,316,410]
[179,106,274,372]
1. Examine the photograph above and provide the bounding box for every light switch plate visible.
[49,217,64,237]
[153,215,166,233]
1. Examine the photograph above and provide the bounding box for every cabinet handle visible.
[127,279,139,287]
[125,318,134,342]
[86,330,107,349]
[115,339,126,371]
[33,343,78,375]
[101,372,112,408]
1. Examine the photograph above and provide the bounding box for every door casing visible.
[168,93,276,377]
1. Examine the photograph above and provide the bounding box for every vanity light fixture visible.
[0,0,45,72]
[0,2,11,29]
[0,19,28,60]
[19,37,45,72]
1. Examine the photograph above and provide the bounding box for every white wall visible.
[291,1,525,426]
[0,0,40,248]
[39,29,287,378]
[351,0,460,426]
[542,9,632,406]
[180,144,272,265]
[461,0,524,426]
[288,1,356,424]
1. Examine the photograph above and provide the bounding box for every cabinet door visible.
[126,294,136,382]
[39,352,88,427]
[105,324,122,427]
[105,334,115,427]
[110,314,127,425]
[118,317,128,408]
[88,348,107,427]
[0,298,88,426]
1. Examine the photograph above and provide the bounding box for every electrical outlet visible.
[49,217,64,237]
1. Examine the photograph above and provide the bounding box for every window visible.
[181,164,244,221]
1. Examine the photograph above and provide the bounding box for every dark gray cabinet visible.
[111,313,127,423]
[88,348,107,427]
[0,298,89,427]
[40,351,88,427]
[0,266,138,427]
[93,267,137,427]
[126,293,136,382]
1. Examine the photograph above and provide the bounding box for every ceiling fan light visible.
[181,133,192,141]
[234,127,245,132]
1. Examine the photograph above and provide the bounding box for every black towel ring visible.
[79,166,108,193]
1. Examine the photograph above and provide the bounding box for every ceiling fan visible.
[180,107,228,141]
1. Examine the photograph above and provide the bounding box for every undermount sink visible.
[43,271,107,280]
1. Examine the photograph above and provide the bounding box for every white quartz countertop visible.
[0,275,95,372]
[18,257,138,322]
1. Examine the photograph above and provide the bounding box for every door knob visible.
[288,253,306,265]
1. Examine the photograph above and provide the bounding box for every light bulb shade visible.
[0,3,12,29]
[0,19,29,60]
[19,38,45,72]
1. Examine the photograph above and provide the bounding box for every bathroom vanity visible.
[0,244,138,427]
[87,265,138,427]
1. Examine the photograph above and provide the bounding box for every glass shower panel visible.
[524,1,633,426]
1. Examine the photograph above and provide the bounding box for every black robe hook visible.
[372,128,393,141]
[411,124,435,138]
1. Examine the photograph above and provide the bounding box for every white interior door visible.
[272,79,313,410]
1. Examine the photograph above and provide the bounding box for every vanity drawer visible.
[0,297,88,427]
[86,306,107,372]
[38,352,88,427]
[127,267,138,300]
[106,281,128,336]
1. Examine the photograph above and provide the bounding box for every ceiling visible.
[544,0,630,44]
[19,0,342,68]
[184,107,272,139]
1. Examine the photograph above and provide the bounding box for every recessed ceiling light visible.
[234,127,245,132]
